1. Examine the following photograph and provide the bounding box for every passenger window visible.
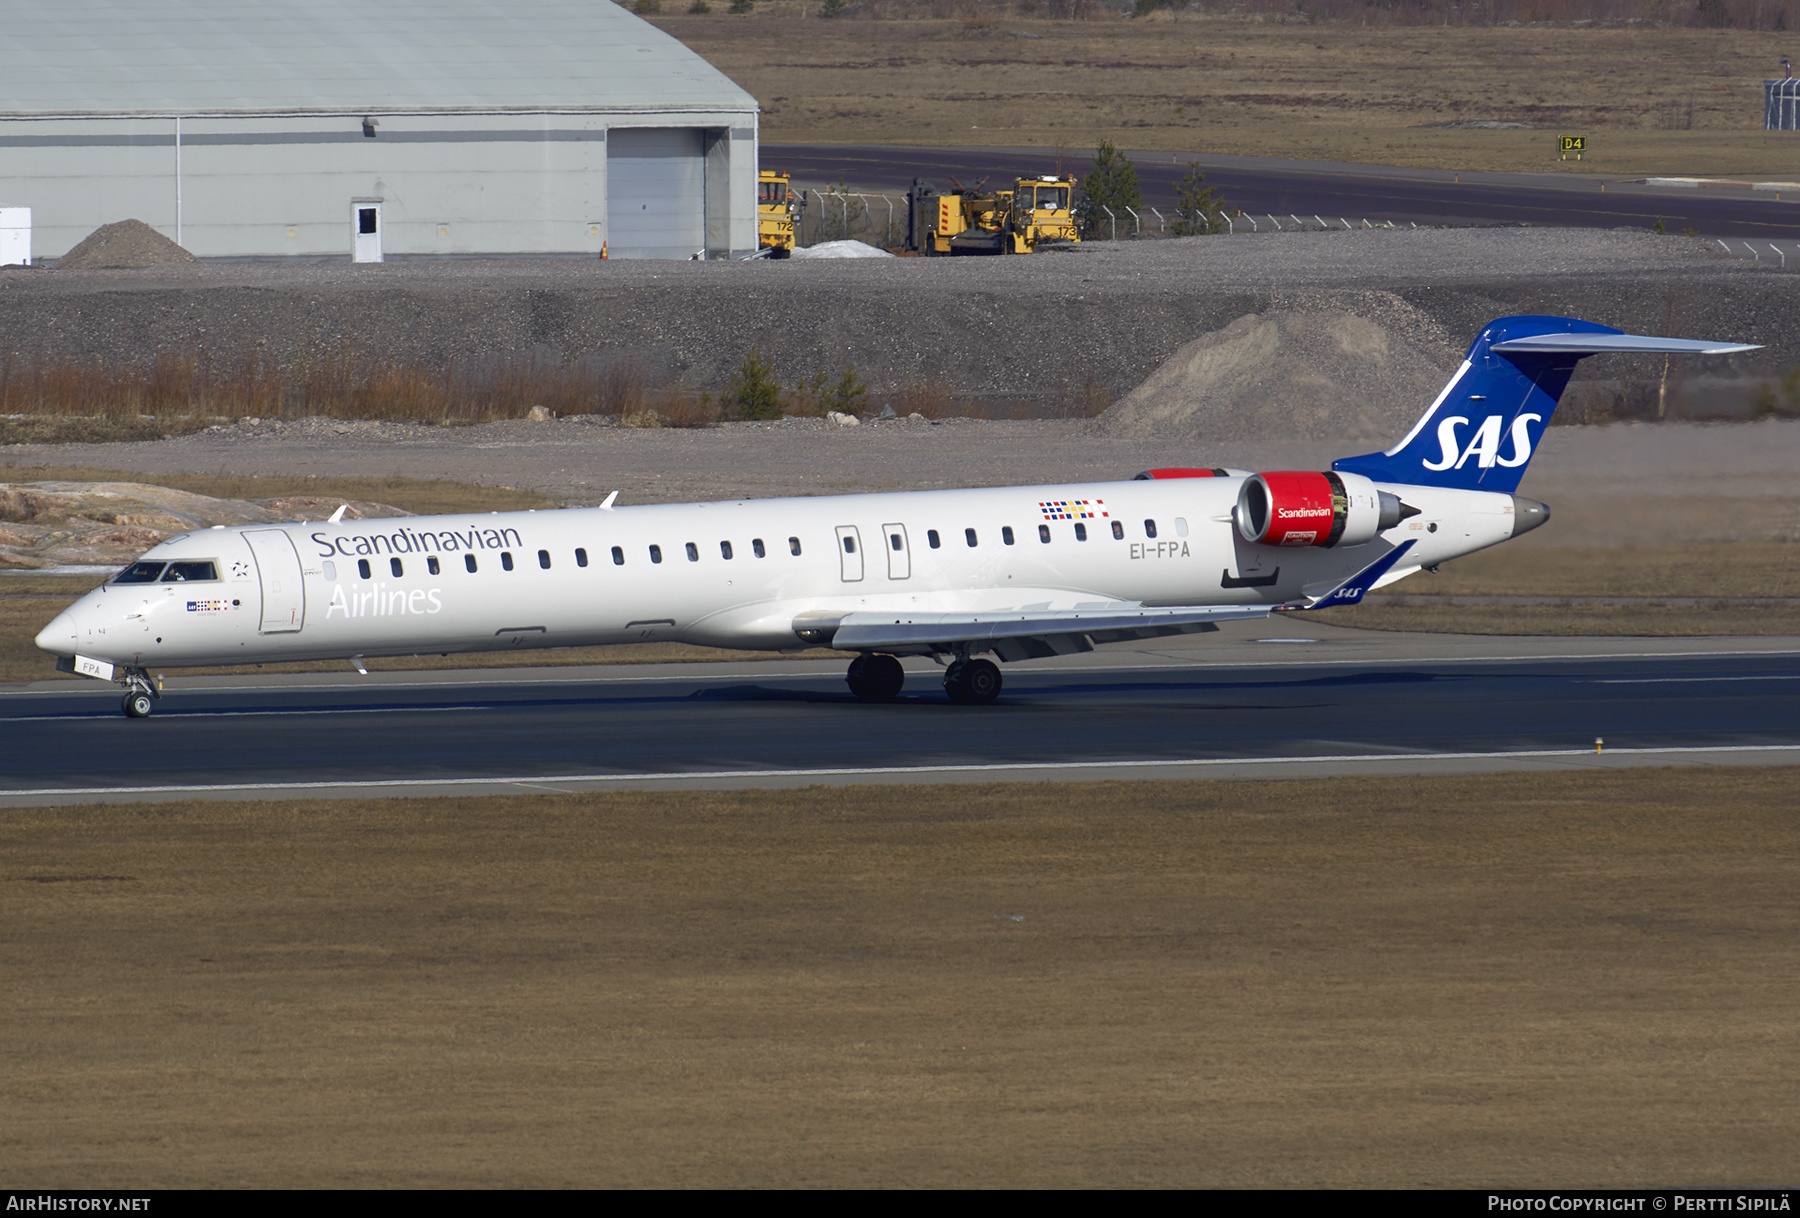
[1175,517,1189,537]
[843,536,856,554]
[427,555,440,575]
[1038,524,1050,544]
[752,538,766,558]
[928,529,940,549]
[1111,520,1124,540]
[649,545,663,564]
[465,554,478,573]
[789,536,802,556]
[357,558,371,579]
[323,560,337,581]
[575,548,588,568]
[538,549,551,569]
[720,540,733,560]
[1002,526,1015,546]
[390,557,404,577]
[685,542,699,562]
[965,528,978,547]
[1075,522,1088,541]
[501,552,514,571]
[1144,519,1158,539]
[890,533,903,551]
[113,561,166,584]
[612,546,624,566]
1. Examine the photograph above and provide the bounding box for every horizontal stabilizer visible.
[1489,333,1761,356]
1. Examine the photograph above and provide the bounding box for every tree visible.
[822,364,868,415]
[1076,141,1141,241]
[1171,161,1227,236]
[729,349,783,420]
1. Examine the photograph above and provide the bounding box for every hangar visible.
[3,0,761,261]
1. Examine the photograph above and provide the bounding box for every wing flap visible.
[826,605,1271,653]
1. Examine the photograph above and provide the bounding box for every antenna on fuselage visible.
[328,504,349,524]
[599,491,619,511]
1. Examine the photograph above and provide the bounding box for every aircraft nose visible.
[35,605,80,657]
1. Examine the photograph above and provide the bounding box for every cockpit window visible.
[161,561,219,582]
[113,561,166,584]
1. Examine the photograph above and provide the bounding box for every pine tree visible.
[1171,161,1227,236]
[730,349,783,420]
[1076,141,1142,241]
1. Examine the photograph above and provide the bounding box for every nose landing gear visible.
[118,668,161,718]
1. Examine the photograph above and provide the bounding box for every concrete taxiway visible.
[2,622,1796,806]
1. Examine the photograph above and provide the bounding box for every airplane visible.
[35,315,1756,718]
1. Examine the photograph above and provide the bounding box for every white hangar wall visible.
[2,2,760,261]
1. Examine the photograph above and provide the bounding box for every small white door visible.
[245,530,306,633]
[883,523,911,580]
[352,203,382,263]
[835,526,864,582]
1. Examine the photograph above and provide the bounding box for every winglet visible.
[327,504,348,524]
[1280,540,1416,612]
[599,491,619,511]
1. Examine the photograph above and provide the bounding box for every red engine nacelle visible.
[1237,470,1405,548]
[1133,467,1230,480]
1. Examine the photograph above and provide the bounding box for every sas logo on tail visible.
[1421,413,1542,471]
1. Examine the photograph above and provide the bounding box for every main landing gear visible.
[843,653,1003,706]
[119,668,161,719]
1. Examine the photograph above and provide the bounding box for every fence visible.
[1766,77,1800,130]
[798,190,908,250]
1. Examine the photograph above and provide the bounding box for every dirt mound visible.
[56,220,199,270]
[0,481,408,569]
[1097,296,1462,446]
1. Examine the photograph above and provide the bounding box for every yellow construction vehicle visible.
[758,169,797,258]
[907,175,1079,256]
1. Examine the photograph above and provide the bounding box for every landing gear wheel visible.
[845,653,906,702]
[943,658,1002,705]
[122,690,156,719]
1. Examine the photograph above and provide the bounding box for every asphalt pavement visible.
[767,143,1800,240]
[3,624,1796,805]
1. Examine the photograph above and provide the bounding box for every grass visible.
[4,768,1796,1186]
[1317,541,1800,635]
[664,7,1800,178]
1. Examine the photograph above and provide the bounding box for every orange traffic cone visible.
[600,240,608,260]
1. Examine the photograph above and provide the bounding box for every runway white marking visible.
[1585,675,1800,684]
[4,744,1797,799]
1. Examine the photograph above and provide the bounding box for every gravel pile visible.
[1098,297,1460,444]
[54,220,199,270]
[0,228,1786,409]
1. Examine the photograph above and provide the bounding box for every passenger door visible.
[244,530,306,633]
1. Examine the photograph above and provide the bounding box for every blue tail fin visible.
[1332,316,1614,493]
[1332,316,1756,493]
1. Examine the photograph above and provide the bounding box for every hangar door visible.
[607,129,706,259]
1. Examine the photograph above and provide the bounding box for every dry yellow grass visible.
[4,770,1796,1187]
[1319,541,1800,635]
[666,10,1800,177]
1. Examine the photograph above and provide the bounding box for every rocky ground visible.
[1,228,1792,413]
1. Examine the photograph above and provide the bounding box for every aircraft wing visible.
[1282,540,1417,612]
[823,604,1271,661]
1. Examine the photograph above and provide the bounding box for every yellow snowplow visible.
[907,175,1078,256]
[758,169,797,258]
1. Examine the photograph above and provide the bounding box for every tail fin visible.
[1332,315,1758,493]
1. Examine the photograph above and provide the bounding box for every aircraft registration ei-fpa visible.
[37,316,1757,718]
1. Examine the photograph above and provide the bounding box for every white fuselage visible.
[36,476,1522,671]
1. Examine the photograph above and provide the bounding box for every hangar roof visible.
[6,0,758,117]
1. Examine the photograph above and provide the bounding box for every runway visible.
[766,143,1800,239]
[3,628,1797,805]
